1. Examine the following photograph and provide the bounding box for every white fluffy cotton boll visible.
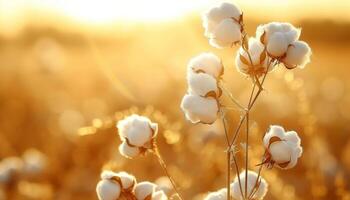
[188,53,223,79]
[119,141,141,159]
[181,94,219,124]
[0,157,24,183]
[210,18,241,48]
[187,71,219,97]
[204,189,227,200]
[117,171,136,190]
[282,41,311,69]
[202,2,242,37]
[135,181,157,200]
[263,125,303,169]
[96,179,121,200]
[257,22,300,45]
[117,114,158,147]
[152,190,168,200]
[231,171,268,200]
[266,32,289,58]
[235,38,273,76]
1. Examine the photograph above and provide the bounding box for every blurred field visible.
[0,3,350,200]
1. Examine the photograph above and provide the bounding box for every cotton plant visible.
[97,1,311,200]
[96,170,169,200]
[180,1,310,200]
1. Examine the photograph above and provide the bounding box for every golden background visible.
[0,0,349,199]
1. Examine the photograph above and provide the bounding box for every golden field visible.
[0,1,349,199]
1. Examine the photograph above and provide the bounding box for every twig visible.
[221,110,231,200]
[153,144,184,200]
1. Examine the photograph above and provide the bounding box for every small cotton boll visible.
[187,71,218,97]
[257,22,300,45]
[231,171,268,200]
[188,53,223,79]
[266,32,289,57]
[282,41,311,69]
[202,2,242,36]
[135,181,157,200]
[119,141,140,159]
[204,189,227,200]
[96,179,121,200]
[117,114,157,147]
[235,38,273,76]
[155,176,172,195]
[181,94,218,124]
[152,190,168,200]
[117,171,136,190]
[263,125,303,169]
[210,19,241,48]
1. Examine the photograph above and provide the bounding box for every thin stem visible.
[153,144,184,200]
[244,112,249,199]
[221,111,231,200]
[232,155,244,199]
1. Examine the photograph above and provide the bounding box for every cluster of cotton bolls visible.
[96,171,168,200]
[180,53,223,124]
[0,149,47,184]
[117,114,158,158]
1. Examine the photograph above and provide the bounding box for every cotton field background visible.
[0,0,349,199]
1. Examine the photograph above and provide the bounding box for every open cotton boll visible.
[263,125,303,169]
[181,94,218,124]
[202,2,242,37]
[117,114,158,147]
[0,157,24,183]
[152,190,168,200]
[231,171,268,200]
[188,53,223,79]
[282,41,311,69]
[266,32,289,57]
[187,71,219,97]
[204,188,227,200]
[135,181,157,200]
[117,171,136,190]
[257,22,300,45]
[96,179,121,200]
[235,38,273,76]
[119,141,141,159]
[210,18,241,48]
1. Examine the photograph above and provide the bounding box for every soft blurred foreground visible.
[0,1,350,199]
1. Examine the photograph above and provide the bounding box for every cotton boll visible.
[257,22,300,45]
[135,181,157,200]
[117,171,136,190]
[263,125,303,169]
[155,176,172,195]
[210,19,241,48]
[0,157,24,183]
[96,179,121,200]
[203,2,242,36]
[204,189,227,200]
[266,32,289,57]
[152,190,168,200]
[117,115,157,147]
[282,41,311,69]
[235,38,273,76]
[188,53,223,79]
[181,94,218,124]
[231,171,268,200]
[119,141,140,159]
[187,71,218,97]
